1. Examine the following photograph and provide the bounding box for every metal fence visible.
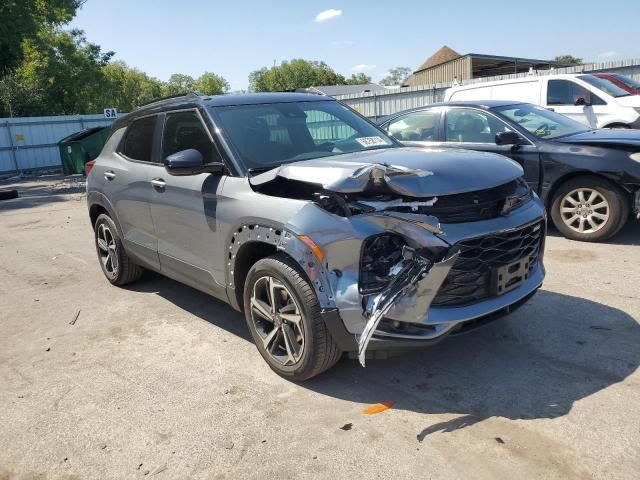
[335,59,640,120]
[0,114,119,174]
[2,58,640,175]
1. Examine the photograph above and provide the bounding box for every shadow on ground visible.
[0,174,86,212]
[547,219,639,246]
[129,273,640,438]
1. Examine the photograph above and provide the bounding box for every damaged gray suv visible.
[87,92,546,380]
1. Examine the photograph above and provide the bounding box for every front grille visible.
[432,221,544,307]
[414,178,532,224]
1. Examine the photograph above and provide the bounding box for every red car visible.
[594,73,640,95]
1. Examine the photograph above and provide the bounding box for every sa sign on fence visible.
[104,108,118,119]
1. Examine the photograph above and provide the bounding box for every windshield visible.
[612,73,640,90]
[493,103,590,140]
[578,74,631,97]
[209,100,395,170]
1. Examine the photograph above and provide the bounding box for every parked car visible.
[86,92,547,380]
[594,73,640,96]
[378,101,640,242]
[444,74,640,129]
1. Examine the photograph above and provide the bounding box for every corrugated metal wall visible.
[409,56,472,86]
[0,114,119,174]
[337,59,640,120]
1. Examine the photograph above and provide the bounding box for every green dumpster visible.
[58,127,110,174]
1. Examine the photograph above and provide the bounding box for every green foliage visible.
[6,28,113,116]
[380,67,412,86]
[97,61,163,112]
[164,74,196,96]
[344,73,372,85]
[248,59,347,92]
[195,72,230,95]
[554,55,583,65]
[0,0,84,73]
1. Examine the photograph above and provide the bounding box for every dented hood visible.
[249,147,523,197]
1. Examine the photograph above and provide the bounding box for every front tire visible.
[550,176,628,242]
[243,254,342,380]
[94,213,144,285]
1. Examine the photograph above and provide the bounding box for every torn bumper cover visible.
[358,249,459,367]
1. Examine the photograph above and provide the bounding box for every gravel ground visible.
[1,175,639,480]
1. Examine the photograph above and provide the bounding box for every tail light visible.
[84,160,96,176]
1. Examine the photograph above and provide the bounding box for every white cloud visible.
[598,50,621,58]
[351,64,376,72]
[315,9,342,22]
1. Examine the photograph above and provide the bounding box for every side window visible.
[445,109,510,143]
[162,111,215,163]
[305,110,357,144]
[547,80,603,106]
[388,110,439,141]
[118,116,157,162]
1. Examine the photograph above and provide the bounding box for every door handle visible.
[104,170,116,180]
[151,178,166,189]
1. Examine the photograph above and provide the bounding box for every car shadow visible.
[303,290,639,438]
[547,219,639,246]
[126,271,251,342]
[126,273,639,438]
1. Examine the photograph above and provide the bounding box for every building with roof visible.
[297,83,386,97]
[404,46,565,86]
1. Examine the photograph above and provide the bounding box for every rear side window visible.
[162,111,215,162]
[119,116,157,162]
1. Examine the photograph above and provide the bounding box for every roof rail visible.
[136,91,204,109]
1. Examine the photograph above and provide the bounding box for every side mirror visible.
[163,149,225,176]
[575,96,591,106]
[495,131,524,146]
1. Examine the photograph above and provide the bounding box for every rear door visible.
[105,115,161,269]
[149,109,228,299]
[435,107,540,191]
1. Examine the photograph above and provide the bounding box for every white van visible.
[445,74,640,129]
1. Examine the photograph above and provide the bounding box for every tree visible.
[195,72,230,95]
[380,67,412,86]
[10,28,113,115]
[344,73,372,85]
[248,59,346,92]
[0,0,85,73]
[97,61,163,111]
[554,55,583,65]
[163,74,196,96]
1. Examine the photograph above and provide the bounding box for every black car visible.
[377,101,640,242]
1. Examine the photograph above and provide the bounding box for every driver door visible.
[434,107,540,192]
[149,109,228,300]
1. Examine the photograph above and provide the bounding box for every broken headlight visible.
[359,234,406,294]
[501,177,533,215]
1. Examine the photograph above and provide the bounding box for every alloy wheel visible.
[560,188,610,234]
[97,223,119,276]
[250,275,305,366]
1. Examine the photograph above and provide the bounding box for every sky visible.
[70,0,640,91]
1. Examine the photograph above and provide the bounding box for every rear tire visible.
[94,213,144,285]
[550,176,628,242]
[243,254,342,381]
